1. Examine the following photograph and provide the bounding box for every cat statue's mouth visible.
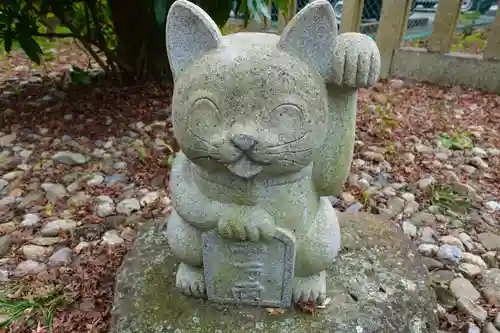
[226,155,264,179]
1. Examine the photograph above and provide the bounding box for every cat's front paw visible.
[175,262,206,297]
[332,32,381,88]
[218,208,276,242]
[292,270,327,304]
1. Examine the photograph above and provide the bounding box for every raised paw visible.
[292,270,327,304]
[331,32,381,89]
[175,262,206,298]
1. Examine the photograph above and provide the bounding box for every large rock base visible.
[110,212,439,333]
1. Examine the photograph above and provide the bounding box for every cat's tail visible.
[312,85,357,197]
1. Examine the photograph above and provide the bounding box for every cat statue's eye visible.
[270,104,306,143]
[187,98,221,136]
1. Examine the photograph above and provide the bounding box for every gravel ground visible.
[0,41,499,333]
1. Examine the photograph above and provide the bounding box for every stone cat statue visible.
[165,0,380,304]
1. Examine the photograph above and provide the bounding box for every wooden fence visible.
[228,0,500,94]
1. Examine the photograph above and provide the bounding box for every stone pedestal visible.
[110,212,439,333]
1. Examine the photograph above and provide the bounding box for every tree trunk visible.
[107,0,172,82]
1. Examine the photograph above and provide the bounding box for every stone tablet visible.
[203,228,296,307]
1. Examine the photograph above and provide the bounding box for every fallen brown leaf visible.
[265,308,285,315]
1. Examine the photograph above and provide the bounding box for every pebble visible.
[41,182,67,203]
[484,322,500,333]
[418,243,439,257]
[485,201,500,212]
[20,213,40,228]
[420,227,436,244]
[410,211,435,226]
[140,191,161,207]
[389,79,404,89]
[403,201,420,215]
[457,297,487,323]
[51,151,88,165]
[2,170,23,181]
[340,192,356,203]
[488,148,500,156]
[436,244,462,264]
[467,324,480,333]
[439,235,464,251]
[0,222,17,234]
[40,219,77,236]
[48,247,73,266]
[421,257,444,270]
[401,192,415,202]
[0,236,12,257]
[14,260,47,276]
[468,156,488,169]
[120,227,136,241]
[386,197,405,216]
[113,161,127,170]
[0,133,16,147]
[418,177,435,190]
[478,232,500,251]
[21,245,52,260]
[362,151,385,162]
[480,269,500,305]
[449,277,481,301]
[68,191,90,207]
[102,230,124,245]
[75,242,90,253]
[459,232,475,252]
[483,252,498,269]
[105,174,124,186]
[87,174,105,186]
[30,237,61,246]
[95,195,115,217]
[459,263,482,279]
[463,253,488,270]
[402,220,417,237]
[116,198,141,216]
[472,147,487,157]
[494,312,500,329]
[415,143,433,154]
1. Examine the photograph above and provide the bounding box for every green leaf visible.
[153,0,170,26]
[460,11,481,21]
[69,65,92,86]
[17,34,43,65]
[273,0,289,16]
[247,0,262,23]
[256,0,271,20]
[197,0,232,28]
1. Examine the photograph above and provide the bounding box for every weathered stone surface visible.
[203,228,295,307]
[111,212,438,333]
[163,0,380,305]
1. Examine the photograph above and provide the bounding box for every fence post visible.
[427,0,461,53]
[375,0,413,78]
[277,0,295,32]
[484,10,500,60]
[339,0,364,33]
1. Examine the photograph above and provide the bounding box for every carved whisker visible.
[259,148,312,156]
[262,132,307,149]
[274,158,307,167]
[185,126,219,150]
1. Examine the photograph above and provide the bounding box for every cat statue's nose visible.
[231,134,258,151]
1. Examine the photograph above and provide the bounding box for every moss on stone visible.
[110,213,438,333]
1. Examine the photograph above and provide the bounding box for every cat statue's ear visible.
[166,0,222,80]
[278,0,337,82]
